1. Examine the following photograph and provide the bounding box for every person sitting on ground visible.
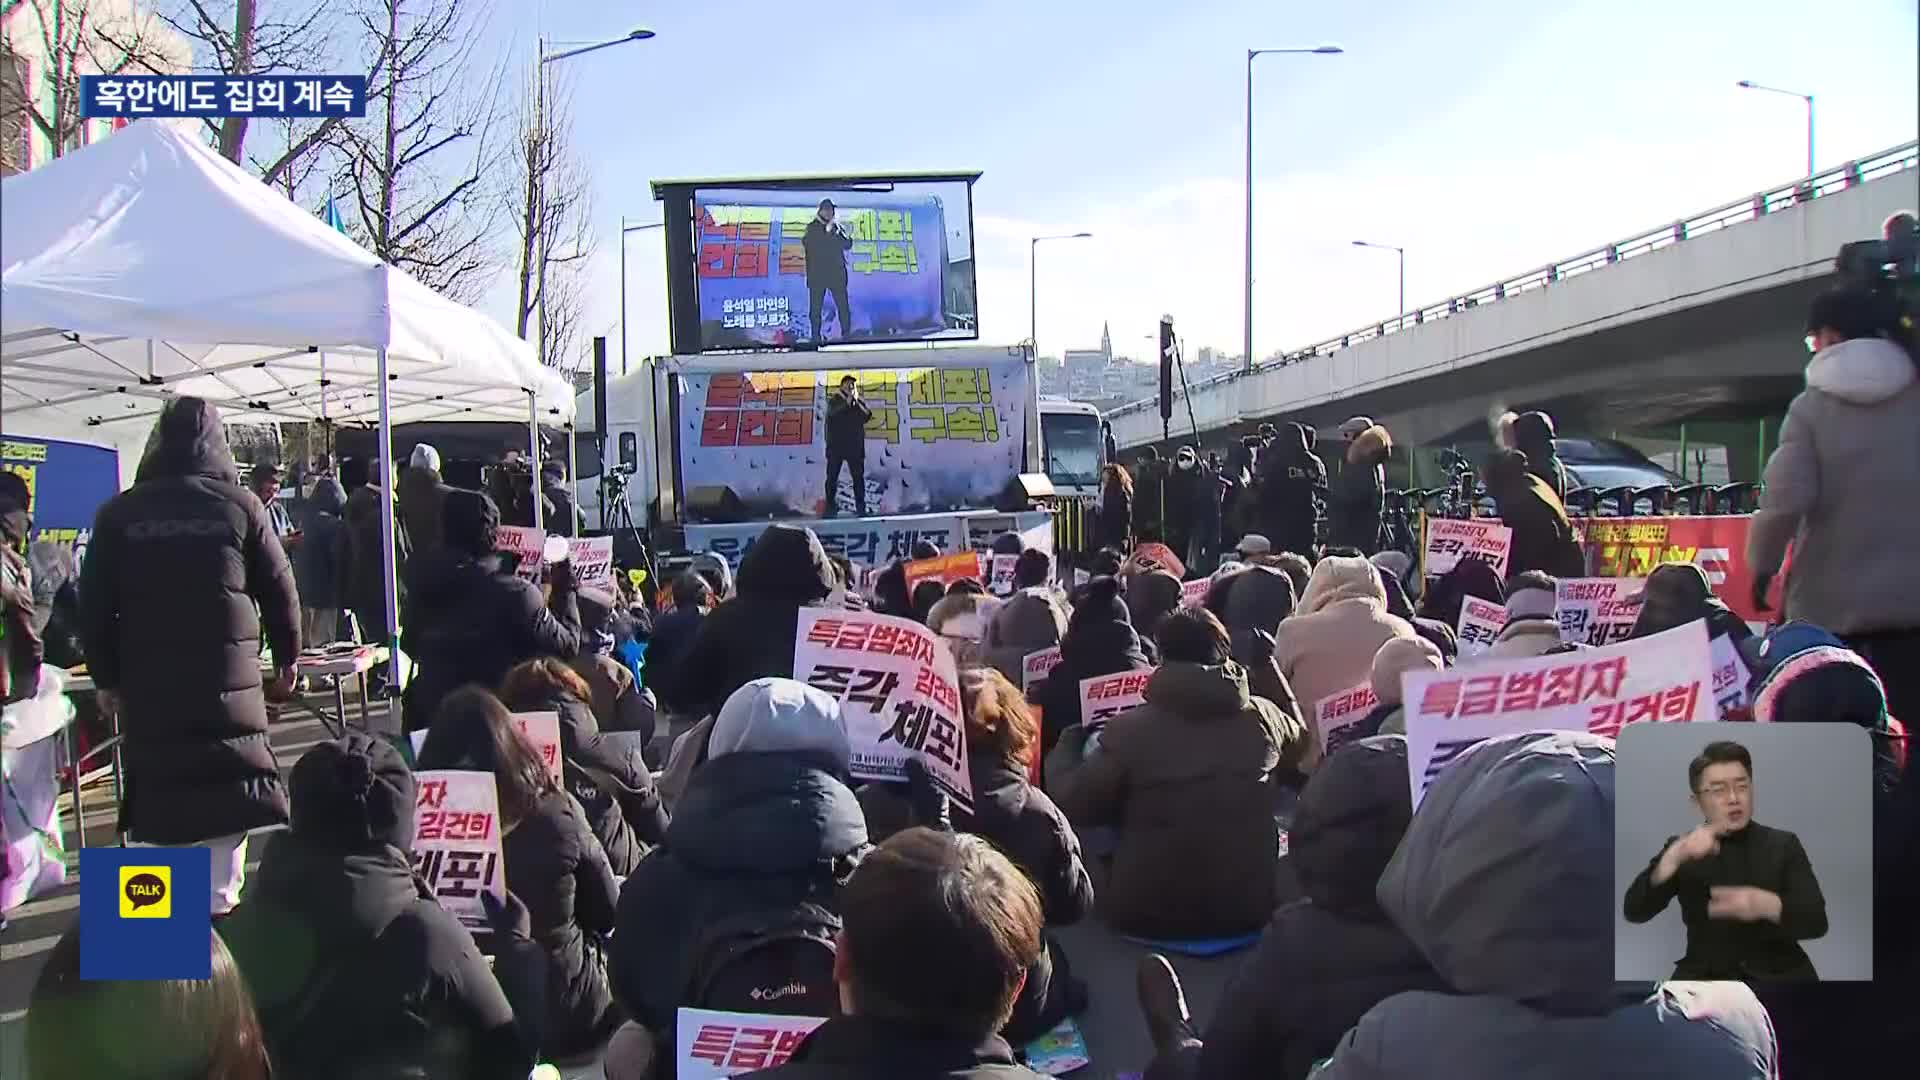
[1484,450,1584,579]
[910,578,948,625]
[1372,560,1457,662]
[980,566,1070,689]
[219,731,542,1080]
[642,570,713,715]
[1050,608,1302,940]
[1470,571,1562,662]
[674,523,837,719]
[1086,546,1126,580]
[1126,568,1184,655]
[1628,563,1752,645]
[1028,575,1151,760]
[1273,555,1418,725]
[570,586,658,745]
[1416,556,1506,636]
[610,678,870,1076]
[416,687,623,1060]
[497,657,668,877]
[28,923,272,1080]
[870,560,911,618]
[399,488,581,732]
[928,589,996,669]
[1216,559,1296,669]
[1011,548,1053,591]
[1137,735,1446,1080]
[910,538,942,560]
[1357,636,1445,739]
[1311,731,1779,1079]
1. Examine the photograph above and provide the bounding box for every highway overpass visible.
[1108,141,1918,475]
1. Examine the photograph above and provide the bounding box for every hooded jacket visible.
[739,1016,1043,1080]
[1313,732,1778,1079]
[1749,336,1920,635]
[1051,661,1289,938]
[1254,423,1325,559]
[1191,737,1445,1080]
[79,397,299,843]
[980,586,1068,689]
[397,460,451,559]
[1095,471,1133,550]
[504,786,622,1057]
[1512,412,1570,502]
[219,732,535,1080]
[1417,557,1506,632]
[1028,577,1150,757]
[674,524,836,719]
[505,687,668,876]
[295,477,348,614]
[1489,467,1585,580]
[1473,616,1563,663]
[341,478,411,623]
[1125,569,1184,644]
[1272,556,1417,722]
[1220,565,1296,667]
[1327,425,1390,554]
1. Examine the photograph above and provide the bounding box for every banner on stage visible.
[1022,646,1063,695]
[677,360,1030,518]
[684,514,969,572]
[903,551,984,592]
[676,1007,828,1078]
[1080,669,1155,731]
[1402,620,1714,808]
[496,525,545,583]
[1576,515,1763,623]
[411,770,507,929]
[793,609,971,806]
[1456,596,1507,657]
[961,511,1055,558]
[1422,518,1512,580]
[510,712,563,784]
[1556,578,1643,647]
[1315,681,1380,755]
[568,536,615,592]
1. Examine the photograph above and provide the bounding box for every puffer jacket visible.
[1126,570,1184,644]
[1312,732,1778,1079]
[79,397,299,844]
[1272,556,1416,721]
[1187,737,1445,1080]
[399,547,581,732]
[1491,473,1584,580]
[1051,661,1289,938]
[673,524,836,718]
[1254,424,1326,559]
[294,477,347,616]
[980,587,1069,689]
[506,688,668,876]
[1512,412,1571,502]
[341,481,410,625]
[1220,565,1296,666]
[1750,337,1920,635]
[1327,425,1389,554]
[1466,616,1562,663]
[397,463,449,558]
[1028,579,1151,757]
[503,787,621,1058]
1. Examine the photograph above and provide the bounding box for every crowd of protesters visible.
[4,273,1916,1080]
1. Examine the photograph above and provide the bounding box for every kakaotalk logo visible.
[119,866,172,919]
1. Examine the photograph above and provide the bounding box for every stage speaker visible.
[998,473,1055,511]
[685,484,747,524]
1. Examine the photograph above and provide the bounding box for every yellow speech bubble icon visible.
[119,865,172,919]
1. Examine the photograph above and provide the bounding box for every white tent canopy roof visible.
[0,120,573,456]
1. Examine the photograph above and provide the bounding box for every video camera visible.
[1834,211,1918,289]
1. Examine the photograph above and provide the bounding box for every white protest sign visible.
[1423,518,1513,580]
[496,525,546,584]
[676,1007,828,1078]
[1022,645,1063,695]
[1710,634,1751,720]
[1315,680,1380,756]
[1179,577,1211,608]
[568,535,615,592]
[1556,578,1644,646]
[989,554,1019,596]
[1456,596,1507,657]
[511,711,564,784]
[1073,568,1090,587]
[1401,619,1715,809]
[411,770,507,929]
[793,608,972,807]
[1079,669,1155,731]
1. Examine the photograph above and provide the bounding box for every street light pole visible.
[1244,44,1342,373]
[1736,79,1815,178]
[1351,240,1406,317]
[619,219,665,378]
[1030,231,1093,362]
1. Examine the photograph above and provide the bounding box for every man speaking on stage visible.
[1623,739,1828,981]
[825,375,872,517]
[804,198,855,342]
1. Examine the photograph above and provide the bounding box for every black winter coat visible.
[1029,618,1150,760]
[341,484,410,623]
[611,750,869,1035]
[1095,478,1132,552]
[739,1017,1044,1080]
[644,605,706,713]
[673,524,836,718]
[295,477,347,615]
[1624,820,1828,981]
[1256,429,1325,558]
[1328,434,1387,555]
[1184,736,1444,1080]
[79,398,300,844]
[509,689,669,876]
[1220,566,1296,666]
[397,465,448,559]
[1493,475,1585,579]
[504,788,622,1058]
[826,393,873,458]
[803,218,853,287]
[399,549,581,732]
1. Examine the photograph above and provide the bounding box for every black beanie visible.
[289,731,416,853]
[441,488,501,558]
[1072,575,1130,628]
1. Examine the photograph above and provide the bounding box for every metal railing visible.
[1110,140,1920,420]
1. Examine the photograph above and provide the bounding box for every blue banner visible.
[82,75,367,119]
[2,436,120,566]
[79,847,213,979]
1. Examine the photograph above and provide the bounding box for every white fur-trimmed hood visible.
[1805,337,1915,405]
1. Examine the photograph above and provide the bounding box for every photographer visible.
[1749,267,1919,724]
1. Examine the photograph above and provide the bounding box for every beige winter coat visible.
[1273,555,1417,726]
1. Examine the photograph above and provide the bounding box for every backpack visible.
[684,900,842,1017]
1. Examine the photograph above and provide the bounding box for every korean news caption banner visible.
[793,609,972,806]
[2,436,119,566]
[1576,516,1765,625]
[1455,596,1507,657]
[677,1008,828,1079]
[81,75,368,119]
[1079,670,1155,731]
[684,510,1051,575]
[678,361,1031,518]
[1316,681,1380,755]
[1401,620,1714,808]
[1556,578,1644,647]
[1421,518,1512,580]
[692,183,977,350]
[411,771,507,929]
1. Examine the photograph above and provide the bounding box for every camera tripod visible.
[600,468,658,593]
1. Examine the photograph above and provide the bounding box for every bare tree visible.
[335,0,504,303]
[508,61,595,369]
[2,0,183,162]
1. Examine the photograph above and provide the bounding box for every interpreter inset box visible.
[1615,722,1872,983]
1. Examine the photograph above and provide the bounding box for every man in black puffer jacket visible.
[673,523,836,720]
[1255,423,1325,559]
[1139,735,1446,1080]
[79,397,301,914]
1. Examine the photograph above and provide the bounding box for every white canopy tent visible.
[1,119,574,680]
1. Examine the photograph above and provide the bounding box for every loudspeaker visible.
[998,473,1055,510]
[684,484,747,524]
[1158,315,1175,421]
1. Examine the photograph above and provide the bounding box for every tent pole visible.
[529,391,545,532]
[567,422,578,537]
[376,346,401,711]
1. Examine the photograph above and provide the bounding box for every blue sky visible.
[483,0,1920,371]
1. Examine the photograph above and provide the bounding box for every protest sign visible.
[510,711,563,784]
[793,608,971,806]
[1455,596,1507,657]
[568,535,615,592]
[1180,577,1211,608]
[1022,645,1063,695]
[1315,681,1380,755]
[1556,577,1644,646]
[902,551,985,592]
[676,1008,827,1078]
[1079,669,1155,731]
[989,554,1018,596]
[1710,634,1751,720]
[1401,620,1714,808]
[1576,515,1765,624]
[495,525,545,583]
[1422,518,1512,580]
[411,770,506,929]
[1073,568,1090,588]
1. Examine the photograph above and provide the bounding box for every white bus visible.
[1038,396,1105,499]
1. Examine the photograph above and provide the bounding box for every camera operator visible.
[1749,222,1919,723]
